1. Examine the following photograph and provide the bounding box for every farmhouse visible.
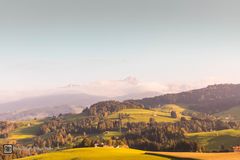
[232,146,240,152]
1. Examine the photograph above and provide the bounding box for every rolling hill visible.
[186,129,240,151]
[131,84,240,114]
[108,104,190,123]
[16,147,240,160]
[2,85,240,160]
[215,106,240,121]
[146,152,240,160]
[17,148,171,160]
[8,120,42,141]
[3,83,240,120]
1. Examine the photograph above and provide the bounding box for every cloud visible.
[58,76,213,97]
[0,76,223,103]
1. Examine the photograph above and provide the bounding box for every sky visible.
[0,0,240,92]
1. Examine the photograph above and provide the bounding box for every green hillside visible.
[215,106,240,121]
[132,84,240,114]
[102,131,122,140]
[159,104,186,113]
[147,152,240,160]
[108,104,190,123]
[17,147,240,160]
[186,129,240,151]
[18,148,172,160]
[8,120,42,143]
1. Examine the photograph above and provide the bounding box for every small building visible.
[94,143,105,148]
[232,146,240,152]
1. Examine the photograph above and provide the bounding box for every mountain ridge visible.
[129,83,240,114]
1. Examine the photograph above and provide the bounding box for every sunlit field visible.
[108,104,190,123]
[186,129,240,151]
[18,148,170,160]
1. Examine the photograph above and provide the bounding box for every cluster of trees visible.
[33,106,239,152]
[2,100,239,159]
[40,117,98,135]
[0,140,51,160]
[125,124,185,151]
[82,101,143,117]
[34,129,73,148]
[123,117,239,151]
[75,137,126,148]
[97,119,121,132]
[174,118,239,133]
[0,121,17,138]
[35,114,123,148]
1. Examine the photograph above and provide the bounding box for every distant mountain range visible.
[0,93,108,120]
[0,91,161,120]
[0,105,82,121]
[1,83,240,120]
[0,93,107,113]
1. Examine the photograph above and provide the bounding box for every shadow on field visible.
[145,152,200,160]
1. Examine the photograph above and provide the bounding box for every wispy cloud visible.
[0,76,224,103]
[58,76,220,97]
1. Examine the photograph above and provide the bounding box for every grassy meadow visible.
[8,120,42,142]
[16,147,240,160]
[108,104,190,123]
[146,152,240,160]
[186,129,240,151]
[17,148,171,160]
[102,131,122,140]
[215,106,240,121]
[3,105,239,160]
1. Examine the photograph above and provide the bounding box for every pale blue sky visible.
[0,0,240,90]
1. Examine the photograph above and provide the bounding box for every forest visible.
[1,100,240,159]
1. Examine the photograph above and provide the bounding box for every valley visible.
[1,84,240,160]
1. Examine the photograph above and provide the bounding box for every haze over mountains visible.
[0,77,155,120]
[0,77,189,110]
[0,77,227,120]
[0,76,214,103]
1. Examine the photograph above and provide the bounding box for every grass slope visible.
[186,129,240,151]
[102,131,122,140]
[18,148,171,160]
[159,104,186,113]
[215,106,240,121]
[147,152,240,160]
[9,120,42,141]
[17,148,240,160]
[108,104,189,123]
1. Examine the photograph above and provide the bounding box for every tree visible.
[81,138,93,147]
[171,111,177,118]
[174,141,199,152]
[149,118,156,126]
[180,117,187,121]
[105,139,113,146]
